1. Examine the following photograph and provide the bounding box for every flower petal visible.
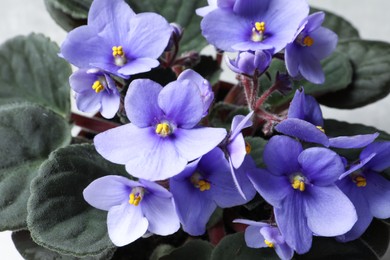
[364,172,390,219]
[287,89,305,120]
[299,51,325,84]
[118,57,160,76]
[244,226,266,248]
[328,133,379,149]
[75,92,101,113]
[100,90,120,119]
[230,112,254,141]
[228,134,246,169]
[362,141,390,171]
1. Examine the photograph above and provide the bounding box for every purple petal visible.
[158,81,204,128]
[69,69,96,94]
[125,79,163,127]
[228,158,246,199]
[83,175,135,211]
[228,134,246,169]
[107,202,148,246]
[139,179,172,198]
[299,147,344,186]
[304,185,357,237]
[244,226,266,248]
[141,194,180,235]
[285,43,300,77]
[287,89,305,120]
[304,95,324,127]
[299,51,325,84]
[233,219,269,228]
[118,57,160,75]
[232,0,265,18]
[263,135,302,176]
[303,12,325,33]
[100,90,120,119]
[362,141,390,171]
[275,118,329,147]
[364,172,390,219]
[339,153,376,180]
[230,112,254,141]
[310,27,338,60]
[275,193,312,254]
[275,243,295,260]
[329,133,379,149]
[75,92,101,113]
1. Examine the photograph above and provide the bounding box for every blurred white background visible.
[0,0,389,259]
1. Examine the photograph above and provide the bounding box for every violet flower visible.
[60,0,172,79]
[285,12,338,84]
[69,68,120,119]
[226,50,273,76]
[200,0,309,53]
[83,176,180,246]
[234,219,294,260]
[275,88,379,148]
[94,75,227,181]
[247,135,357,254]
[170,147,256,236]
[336,141,390,242]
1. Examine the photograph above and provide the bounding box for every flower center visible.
[190,172,211,192]
[251,21,266,42]
[128,187,145,206]
[316,125,325,133]
[245,141,251,154]
[353,175,367,187]
[92,80,105,93]
[112,46,127,66]
[155,122,172,137]
[303,36,314,47]
[264,239,274,248]
[291,175,306,192]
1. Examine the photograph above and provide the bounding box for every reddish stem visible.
[71,113,120,134]
[207,220,226,246]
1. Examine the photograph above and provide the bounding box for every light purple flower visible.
[275,88,379,148]
[233,219,294,260]
[247,135,357,254]
[83,175,180,246]
[170,147,256,236]
[226,50,273,76]
[285,12,338,84]
[200,0,309,52]
[337,141,390,242]
[69,68,120,119]
[94,75,227,181]
[60,0,172,79]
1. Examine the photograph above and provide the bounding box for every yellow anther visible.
[316,126,325,133]
[251,21,266,42]
[92,80,104,93]
[292,179,305,191]
[245,141,251,154]
[155,122,171,137]
[303,36,314,47]
[198,180,211,192]
[354,176,367,187]
[129,193,142,206]
[255,22,266,32]
[112,46,124,57]
[264,239,274,248]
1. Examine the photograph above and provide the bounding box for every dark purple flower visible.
[201,0,309,52]
[69,68,120,118]
[83,176,180,246]
[285,12,338,84]
[226,50,273,76]
[337,141,390,242]
[60,0,172,79]
[275,89,379,148]
[247,135,357,254]
[94,74,226,181]
[170,147,256,236]
[233,219,294,260]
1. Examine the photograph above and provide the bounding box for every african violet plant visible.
[2,0,390,259]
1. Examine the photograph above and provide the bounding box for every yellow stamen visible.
[292,179,305,192]
[155,122,171,137]
[198,180,211,191]
[112,46,124,57]
[303,36,314,47]
[92,80,104,93]
[245,141,251,154]
[316,126,325,133]
[255,22,265,32]
[251,21,266,42]
[264,239,274,248]
[128,193,142,206]
[354,176,367,187]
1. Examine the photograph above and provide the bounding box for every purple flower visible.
[247,135,357,254]
[69,68,120,118]
[83,175,180,246]
[200,0,309,52]
[285,12,338,84]
[177,69,214,117]
[60,0,172,79]
[275,88,379,148]
[94,75,227,181]
[336,141,390,242]
[170,147,256,236]
[233,219,294,260]
[226,50,273,76]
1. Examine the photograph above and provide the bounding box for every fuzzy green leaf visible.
[161,240,214,260]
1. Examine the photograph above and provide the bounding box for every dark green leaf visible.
[245,137,268,168]
[0,34,72,117]
[318,40,390,108]
[161,240,214,260]
[12,230,116,260]
[0,102,71,231]
[44,0,91,31]
[209,102,249,129]
[207,207,223,229]
[211,232,279,260]
[150,244,175,260]
[126,0,208,54]
[27,144,129,257]
[310,8,360,39]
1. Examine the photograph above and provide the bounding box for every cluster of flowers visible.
[60,0,390,259]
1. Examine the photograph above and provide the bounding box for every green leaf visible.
[245,137,268,169]
[209,102,249,129]
[44,0,91,31]
[150,244,175,260]
[27,144,129,257]
[161,240,214,260]
[0,102,71,231]
[310,8,360,39]
[318,40,390,108]
[210,232,279,260]
[12,230,116,260]
[0,34,72,117]
[126,0,208,54]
